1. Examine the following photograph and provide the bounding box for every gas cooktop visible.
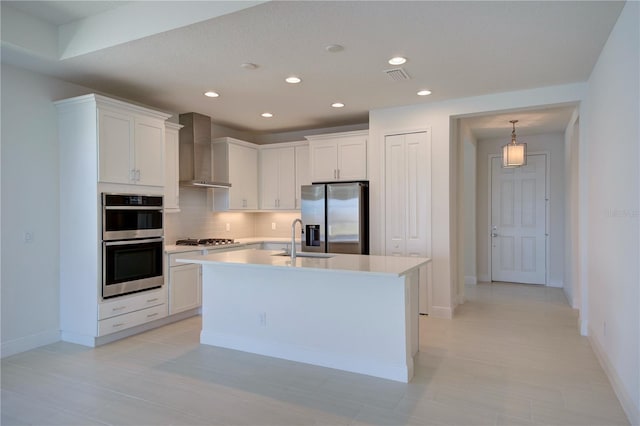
[175,238,237,247]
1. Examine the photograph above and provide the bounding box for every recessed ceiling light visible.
[388,56,407,65]
[331,102,345,108]
[261,112,273,118]
[417,90,432,96]
[241,62,258,70]
[204,91,219,98]
[325,44,344,53]
[285,76,302,84]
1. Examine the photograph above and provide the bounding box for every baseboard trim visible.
[547,280,564,288]
[429,305,453,319]
[580,318,588,336]
[588,325,639,426]
[464,275,477,285]
[1,329,61,358]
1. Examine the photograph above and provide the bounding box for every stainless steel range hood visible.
[179,112,231,189]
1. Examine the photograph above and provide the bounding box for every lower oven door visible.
[103,237,164,298]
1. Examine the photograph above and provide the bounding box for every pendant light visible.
[502,120,527,168]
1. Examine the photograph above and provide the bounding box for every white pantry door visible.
[491,154,547,284]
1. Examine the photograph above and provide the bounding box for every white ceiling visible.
[1,1,624,137]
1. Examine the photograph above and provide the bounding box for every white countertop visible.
[177,248,430,277]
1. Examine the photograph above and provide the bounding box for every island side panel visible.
[200,263,415,382]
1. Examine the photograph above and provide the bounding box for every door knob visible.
[491,233,499,237]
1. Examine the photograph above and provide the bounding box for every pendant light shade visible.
[502,120,527,168]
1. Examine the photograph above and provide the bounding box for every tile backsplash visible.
[164,187,300,243]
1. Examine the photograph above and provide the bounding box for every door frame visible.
[486,151,551,284]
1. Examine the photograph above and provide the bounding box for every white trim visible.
[429,305,453,319]
[487,152,550,285]
[588,326,639,426]
[1,329,61,358]
[464,275,478,285]
[304,129,368,142]
[547,279,564,288]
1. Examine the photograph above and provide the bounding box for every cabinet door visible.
[337,136,367,181]
[134,117,165,186]
[260,148,280,209]
[277,147,296,209]
[261,146,295,210]
[98,108,133,184]
[164,126,180,211]
[310,142,338,182]
[229,143,258,209]
[294,145,310,209]
[169,264,201,315]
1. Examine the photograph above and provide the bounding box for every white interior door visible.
[385,132,431,314]
[491,154,547,284]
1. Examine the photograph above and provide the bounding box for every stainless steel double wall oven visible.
[102,193,164,298]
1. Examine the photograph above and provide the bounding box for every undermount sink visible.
[272,251,335,259]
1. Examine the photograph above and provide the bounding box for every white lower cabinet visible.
[169,263,202,315]
[97,287,167,336]
[98,304,167,336]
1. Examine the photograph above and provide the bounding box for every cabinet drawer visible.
[169,250,205,267]
[99,288,166,320]
[98,304,167,336]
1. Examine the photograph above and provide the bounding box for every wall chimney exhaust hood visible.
[178,112,231,189]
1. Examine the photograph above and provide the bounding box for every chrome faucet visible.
[291,219,303,260]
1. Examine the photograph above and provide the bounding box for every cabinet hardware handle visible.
[337,169,340,179]
[112,306,127,311]
[147,313,159,318]
[146,298,158,303]
[136,169,141,181]
[113,323,125,328]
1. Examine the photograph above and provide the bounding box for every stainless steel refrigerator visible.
[301,181,369,254]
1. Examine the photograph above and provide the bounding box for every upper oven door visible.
[102,194,163,240]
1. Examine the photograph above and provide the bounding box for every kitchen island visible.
[177,249,430,382]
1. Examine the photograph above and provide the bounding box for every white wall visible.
[369,83,585,317]
[582,2,639,423]
[564,111,580,308]
[0,64,89,356]
[460,122,477,284]
[476,133,566,287]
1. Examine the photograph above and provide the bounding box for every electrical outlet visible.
[259,312,267,326]
[24,232,34,243]
[271,222,276,230]
[225,223,231,231]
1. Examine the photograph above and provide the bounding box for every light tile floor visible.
[1,283,630,425]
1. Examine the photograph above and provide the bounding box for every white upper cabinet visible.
[211,138,259,211]
[98,106,166,187]
[306,130,367,182]
[164,122,182,212]
[260,145,296,210]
